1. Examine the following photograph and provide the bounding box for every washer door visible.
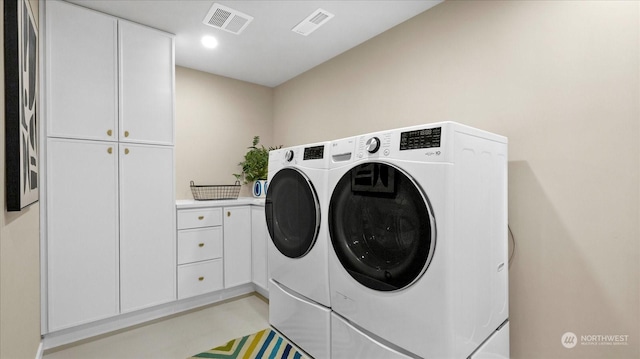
[265,168,321,258]
[329,162,435,291]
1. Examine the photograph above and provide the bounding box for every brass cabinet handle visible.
[198,276,204,281]
[124,148,130,155]
[227,211,231,217]
[107,147,113,154]
[198,216,204,220]
[198,243,204,247]
[124,131,130,137]
[107,129,113,136]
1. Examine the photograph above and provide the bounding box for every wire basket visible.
[190,181,241,200]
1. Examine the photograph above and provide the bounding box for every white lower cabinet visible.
[251,206,268,293]
[176,208,224,299]
[176,204,254,299]
[223,206,252,288]
[178,260,224,299]
[46,138,176,330]
[46,139,120,331]
[177,227,223,265]
[119,144,176,312]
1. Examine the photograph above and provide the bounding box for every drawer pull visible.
[198,243,205,247]
[198,276,204,281]
[198,216,204,220]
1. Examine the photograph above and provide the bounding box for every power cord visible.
[508,225,516,268]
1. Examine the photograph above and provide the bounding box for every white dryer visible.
[327,122,509,358]
[265,142,331,359]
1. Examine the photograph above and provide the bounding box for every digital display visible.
[303,145,324,160]
[400,127,441,150]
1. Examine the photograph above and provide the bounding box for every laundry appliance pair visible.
[265,122,510,359]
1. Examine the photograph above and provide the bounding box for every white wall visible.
[0,1,43,357]
[274,1,639,358]
[175,66,274,199]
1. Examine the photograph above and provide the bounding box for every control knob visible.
[365,137,381,154]
[285,150,294,162]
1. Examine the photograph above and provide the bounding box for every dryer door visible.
[265,168,321,258]
[329,162,435,291]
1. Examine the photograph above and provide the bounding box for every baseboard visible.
[42,284,255,351]
[35,340,44,359]
[253,283,269,299]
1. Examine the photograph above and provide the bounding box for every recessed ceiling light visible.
[201,35,218,49]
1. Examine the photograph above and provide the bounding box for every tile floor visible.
[43,294,269,359]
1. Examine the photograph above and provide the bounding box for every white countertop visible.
[176,197,265,209]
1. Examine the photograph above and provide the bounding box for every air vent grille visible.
[203,3,253,35]
[292,8,335,36]
[208,8,231,28]
[310,12,329,25]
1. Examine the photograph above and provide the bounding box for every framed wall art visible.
[4,0,39,211]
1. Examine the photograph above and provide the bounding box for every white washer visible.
[328,122,509,358]
[265,142,331,359]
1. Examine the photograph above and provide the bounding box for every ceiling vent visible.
[292,8,334,36]
[203,3,253,35]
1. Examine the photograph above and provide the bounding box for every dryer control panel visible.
[400,127,441,150]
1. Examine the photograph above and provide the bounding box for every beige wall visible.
[1,1,43,358]
[175,66,274,199]
[1,1,638,358]
[274,1,639,358]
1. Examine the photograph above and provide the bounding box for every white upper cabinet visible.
[119,21,175,145]
[45,1,174,145]
[45,0,118,141]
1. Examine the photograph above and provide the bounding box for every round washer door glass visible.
[265,168,320,258]
[329,162,435,291]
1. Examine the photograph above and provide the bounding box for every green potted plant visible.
[234,136,280,197]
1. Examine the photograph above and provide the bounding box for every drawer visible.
[178,259,223,299]
[177,227,223,265]
[177,207,222,229]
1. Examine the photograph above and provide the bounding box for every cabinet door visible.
[46,139,119,330]
[251,206,268,291]
[45,0,118,141]
[119,144,176,312]
[119,21,174,145]
[223,206,252,288]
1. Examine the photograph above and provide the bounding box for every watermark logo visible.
[562,331,629,349]
[562,332,578,349]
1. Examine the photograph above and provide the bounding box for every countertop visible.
[176,197,265,209]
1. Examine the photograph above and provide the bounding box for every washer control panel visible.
[284,150,295,162]
[303,145,324,160]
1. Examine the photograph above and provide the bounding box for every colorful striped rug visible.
[189,328,310,359]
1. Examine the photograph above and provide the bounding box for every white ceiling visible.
[66,0,443,87]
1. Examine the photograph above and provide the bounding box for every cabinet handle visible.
[124,148,130,155]
[198,276,204,281]
[107,129,113,136]
[107,147,113,154]
[227,211,231,217]
[124,131,130,138]
[198,243,205,247]
[198,216,204,220]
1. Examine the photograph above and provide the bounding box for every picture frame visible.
[4,0,39,211]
